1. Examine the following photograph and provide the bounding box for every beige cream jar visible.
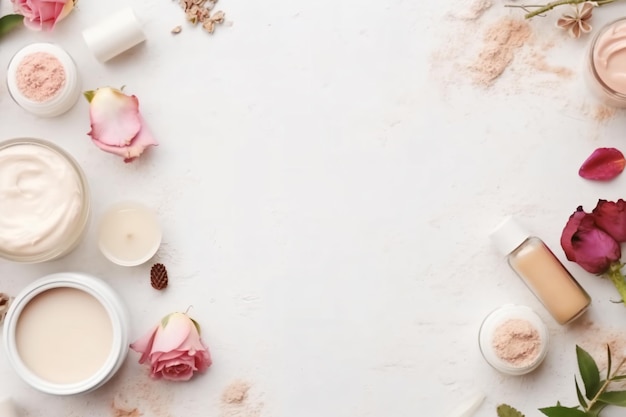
[0,138,90,262]
[2,273,129,395]
[586,18,626,107]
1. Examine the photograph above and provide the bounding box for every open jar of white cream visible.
[0,138,90,262]
[586,18,626,107]
[2,273,129,395]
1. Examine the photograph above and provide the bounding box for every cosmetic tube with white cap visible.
[489,216,591,325]
[0,397,20,417]
[82,7,146,62]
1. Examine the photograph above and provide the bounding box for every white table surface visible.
[2,0,626,416]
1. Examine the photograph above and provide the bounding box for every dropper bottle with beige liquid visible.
[490,217,591,325]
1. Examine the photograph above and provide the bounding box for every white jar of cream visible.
[586,18,626,107]
[0,138,90,262]
[2,273,130,395]
[6,43,81,117]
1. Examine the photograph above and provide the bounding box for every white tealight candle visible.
[98,202,162,266]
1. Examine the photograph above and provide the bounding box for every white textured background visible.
[2,0,626,416]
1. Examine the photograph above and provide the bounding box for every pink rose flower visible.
[84,87,157,163]
[592,199,626,243]
[11,0,75,31]
[130,312,212,381]
[560,205,621,274]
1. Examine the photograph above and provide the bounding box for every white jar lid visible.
[82,7,146,63]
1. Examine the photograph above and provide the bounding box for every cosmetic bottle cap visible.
[82,7,146,63]
[490,216,530,256]
[0,397,20,417]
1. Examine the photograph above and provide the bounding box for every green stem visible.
[585,357,626,411]
[607,262,626,307]
[504,0,619,19]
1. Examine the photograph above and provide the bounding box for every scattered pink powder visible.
[16,52,66,102]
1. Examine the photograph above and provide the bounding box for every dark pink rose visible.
[130,312,212,381]
[593,199,626,243]
[11,0,74,31]
[561,206,621,274]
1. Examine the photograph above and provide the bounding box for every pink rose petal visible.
[88,88,141,147]
[579,147,626,181]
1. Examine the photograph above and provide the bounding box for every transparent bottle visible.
[490,217,591,325]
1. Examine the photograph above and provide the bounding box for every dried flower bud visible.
[0,293,13,325]
[150,263,169,290]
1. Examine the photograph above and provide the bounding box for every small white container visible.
[82,7,146,63]
[478,304,549,376]
[98,201,162,266]
[2,273,129,395]
[6,43,81,117]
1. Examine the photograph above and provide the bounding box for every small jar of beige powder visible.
[478,304,549,375]
[6,43,80,117]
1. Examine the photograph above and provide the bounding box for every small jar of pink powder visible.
[6,43,80,117]
[478,304,549,376]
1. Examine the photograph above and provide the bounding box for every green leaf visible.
[497,404,525,417]
[83,90,95,102]
[190,317,201,334]
[588,401,608,417]
[160,313,172,328]
[577,345,601,399]
[607,345,612,379]
[598,390,626,406]
[611,374,626,380]
[538,405,588,417]
[0,14,23,39]
[575,378,588,409]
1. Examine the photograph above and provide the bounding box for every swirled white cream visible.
[593,20,626,94]
[0,143,82,256]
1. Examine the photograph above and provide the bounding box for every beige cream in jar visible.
[0,138,90,262]
[587,18,626,107]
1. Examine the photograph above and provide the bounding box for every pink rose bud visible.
[560,205,621,274]
[84,87,157,163]
[130,312,212,381]
[11,0,75,31]
[592,199,626,243]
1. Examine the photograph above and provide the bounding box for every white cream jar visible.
[0,138,90,262]
[3,273,129,395]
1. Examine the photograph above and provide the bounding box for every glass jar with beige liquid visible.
[586,18,626,107]
[490,217,591,325]
[0,138,90,262]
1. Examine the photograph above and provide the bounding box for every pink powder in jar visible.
[15,52,66,102]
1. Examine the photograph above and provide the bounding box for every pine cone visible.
[150,263,169,290]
